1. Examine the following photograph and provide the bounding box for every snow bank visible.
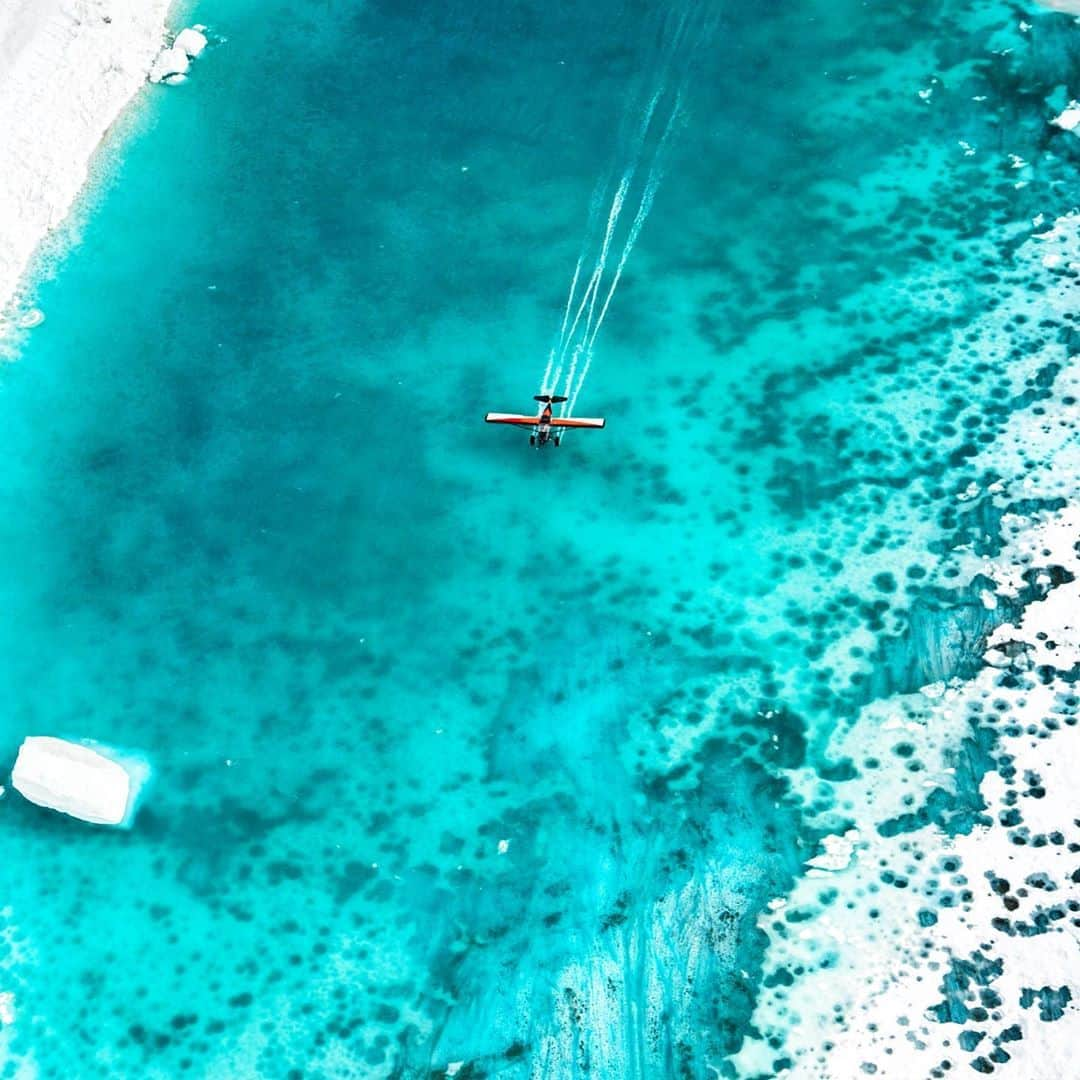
[0,0,174,329]
[11,736,149,826]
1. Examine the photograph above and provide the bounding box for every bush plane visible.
[484,395,606,447]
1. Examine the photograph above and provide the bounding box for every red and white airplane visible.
[484,394,606,447]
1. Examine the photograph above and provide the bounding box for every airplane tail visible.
[534,394,569,404]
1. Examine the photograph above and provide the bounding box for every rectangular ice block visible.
[11,736,134,826]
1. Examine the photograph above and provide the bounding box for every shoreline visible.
[731,211,1080,1076]
[0,0,176,335]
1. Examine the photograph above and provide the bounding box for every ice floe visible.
[1049,101,1080,131]
[149,26,209,85]
[10,736,149,827]
[731,214,1080,1077]
[148,45,190,85]
[805,829,860,873]
[174,27,208,59]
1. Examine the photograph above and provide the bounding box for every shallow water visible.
[1,0,1078,1076]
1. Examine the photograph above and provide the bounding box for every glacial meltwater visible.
[1,1,1079,1077]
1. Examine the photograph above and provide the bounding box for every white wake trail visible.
[566,97,682,417]
[555,174,628,397]
[586,101,680,356]
[547,86,665,397]
[539,1,715,424]
[543,169,616,393]
[550,256,603,396]
[542,256,583,394]
[558,258,583,351]
[576,89,663,344]
[560,342,586,413]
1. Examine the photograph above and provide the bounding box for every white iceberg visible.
[173,28,208,59]
[1051,102,1080,131]
[11,736,149,826]
[149,45,190,85]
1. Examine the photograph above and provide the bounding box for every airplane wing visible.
[550,417,605,429]
[485,413,542,426]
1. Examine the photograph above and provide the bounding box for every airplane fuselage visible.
[484,393,603,447]
[532,404,556,446]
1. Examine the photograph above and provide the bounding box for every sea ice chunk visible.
[174,28,208,58]
[1051,102,1080,131]
[805,829,860,872]
[149,45,190,85]
[11,736,143,826]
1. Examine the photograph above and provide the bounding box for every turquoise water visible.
[1,0,1078,1076]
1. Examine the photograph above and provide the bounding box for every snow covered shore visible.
[732,214,1080,1077]
[0,0,175,327]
